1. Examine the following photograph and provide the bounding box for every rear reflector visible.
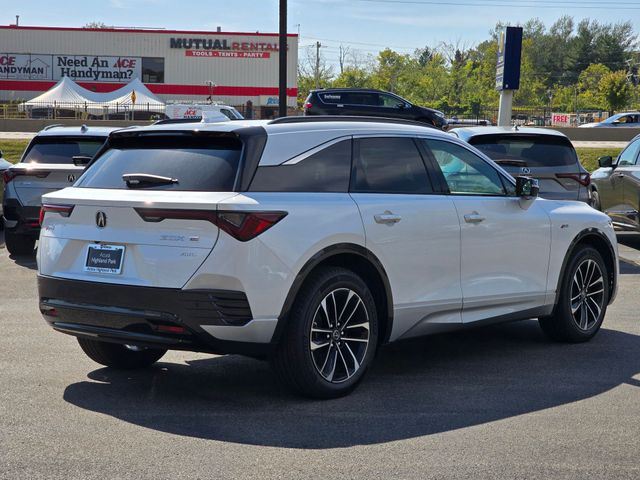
[556,172,591,187]
[134,208,287,242]
[39,203,75,225]
[3,169,50,184]
[156,324,186,334]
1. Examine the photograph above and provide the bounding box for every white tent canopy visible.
[100,78,164,112]
[21,76,103,107]
[20,76,165,114]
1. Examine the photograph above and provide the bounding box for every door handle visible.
[374,212,402,225]
[464,212,486,224]
[614,173,625,178]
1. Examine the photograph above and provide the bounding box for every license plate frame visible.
[84,244,125,275]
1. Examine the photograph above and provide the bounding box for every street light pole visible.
[278,0,287,118]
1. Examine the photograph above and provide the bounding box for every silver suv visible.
[2,125,118,255]
[451,127,591,203]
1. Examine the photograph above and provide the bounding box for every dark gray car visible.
[2,125,119,255]
[590,134,640,229]
[450,127,591,203]
[0,152,13,230]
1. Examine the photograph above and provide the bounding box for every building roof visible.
[0,25,298,37]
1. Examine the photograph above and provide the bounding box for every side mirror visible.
[72,155,93,167]
[397,103,406,109]
[516,176,539,199]
[598,156,613,168]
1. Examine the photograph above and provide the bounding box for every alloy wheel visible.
[570,258,605,331]
[309,288,370,383]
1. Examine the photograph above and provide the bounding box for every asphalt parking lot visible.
[0,231,638,480]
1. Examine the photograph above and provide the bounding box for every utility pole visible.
[315,41,321,89]
[278,0,287,118]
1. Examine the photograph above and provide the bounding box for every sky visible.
[1,0,639,68]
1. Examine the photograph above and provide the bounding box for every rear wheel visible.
[271,267,378,399]
[5,230,36,256]
[539,246,609,342]
[77,338,167,369]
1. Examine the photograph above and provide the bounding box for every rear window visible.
[469,134,577,168]
[22,137,105,164]
[76,135,242,191]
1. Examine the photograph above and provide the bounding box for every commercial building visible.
[0,25,298,110]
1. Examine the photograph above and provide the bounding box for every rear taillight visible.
[39,203,75,225]
[2,169,50,184]
[303,102,312,110]
[134,208,288,242]
[556,173,591,187]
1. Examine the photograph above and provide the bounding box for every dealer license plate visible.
[84,244,125,274]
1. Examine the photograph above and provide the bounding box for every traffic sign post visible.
[496,26,523,127]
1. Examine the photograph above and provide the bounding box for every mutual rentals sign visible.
[170,37,286,59]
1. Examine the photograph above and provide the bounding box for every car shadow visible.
[0,231,38,270]
[63,320,640,449]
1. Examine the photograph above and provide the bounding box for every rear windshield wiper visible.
[122,173,179,188]
[493,159,528,167]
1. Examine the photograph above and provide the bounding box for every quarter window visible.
[250,139,352,192]
[352,137,432,194]
[423,139,507,195]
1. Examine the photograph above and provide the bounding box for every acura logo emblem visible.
[521,167,531,175]
[67,174,76,182]
[96,211,107,228]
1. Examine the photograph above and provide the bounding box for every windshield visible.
[469,134,577,168]
[22,137,105,164]
[76,135,242,191]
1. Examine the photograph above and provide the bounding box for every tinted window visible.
[22,137,105,164]
[77,135,241,191]
[319,92,344,104]
[250,140,351,192]
[470,134,577,168]
[424,139,506,195]
[141,57,164,83]
[353,137,432,194]
[618,138,640,166]
[345,92,379,106]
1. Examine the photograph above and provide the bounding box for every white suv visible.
[37,117,618,398]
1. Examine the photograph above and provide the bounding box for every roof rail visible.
[268,115,438,129]
[153,118,201,125]
[43,124,65,131]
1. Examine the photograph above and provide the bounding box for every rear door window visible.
[319,92,344,104]
[352,137,433,194]
[250,139,352,192]
[345,92,379,106]
[22,137,106,164]
[469,134,577,168]
[77,135,242,191]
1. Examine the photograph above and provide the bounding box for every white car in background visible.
[165,104,244,121]
[37,117,618,398]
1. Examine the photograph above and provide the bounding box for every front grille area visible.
[179,290,253,326]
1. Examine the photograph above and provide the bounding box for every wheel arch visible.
[272,243,394,347]
[556,228,617,306]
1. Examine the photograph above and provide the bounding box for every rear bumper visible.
[38,275,274,356]
[2,197,40,236]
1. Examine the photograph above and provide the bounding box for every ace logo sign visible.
[0,54,52,80]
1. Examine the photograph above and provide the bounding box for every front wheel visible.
[590,189,601,211]
[77,338,167,369]
[271,267,379,399]
[539,246,609,342]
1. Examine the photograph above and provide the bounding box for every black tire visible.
[77,338,167,369]
[5,230,36,256]
[590,189,601,211]
[539,246,609,343]
[271,267,379,399]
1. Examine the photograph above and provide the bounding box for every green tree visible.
[599,70,632,114]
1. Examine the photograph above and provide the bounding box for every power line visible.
[356,0,640,9]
